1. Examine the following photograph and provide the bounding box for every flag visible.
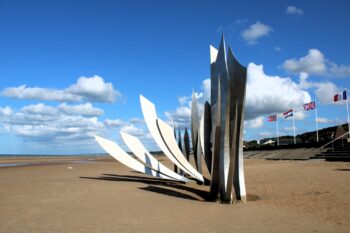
[283,109,293,119]
[303,101,316,111]
[334,94,342,102]
[334,90,347,102]
[268,115,277,122]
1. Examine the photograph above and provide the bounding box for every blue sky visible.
[0,0,349,154]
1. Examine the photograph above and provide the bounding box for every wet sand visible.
[0,156,349,233]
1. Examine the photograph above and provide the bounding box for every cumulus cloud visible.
[245,116,264,128]
[165,106,192,129]
[2,86,80,102]
[282,49,327,75]
[121,124,143,136]
[21,103,57,115]
[0,106,13,116]
[298,72,340,104]
[241,21,273,44]
[246,63,311,119]
[1,76,122,103]
[0,103,105,144]
[67,76,119,102]
[129,117,144,124]
[282,49,350,77]
[293,110,307,120]
[58,103,103,116]
[104,118,125,127]
[166,63,311,130]
[286,6,304,15]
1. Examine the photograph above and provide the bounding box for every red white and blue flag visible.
[268,115,277,122]
[283,109,293,119]
[334,90,347,102]
[303,101,316,111]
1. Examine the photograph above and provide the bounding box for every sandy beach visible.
[0,156,349,233]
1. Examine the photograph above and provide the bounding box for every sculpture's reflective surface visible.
[94,35,247,204]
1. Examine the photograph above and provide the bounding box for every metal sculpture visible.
[120,132,191,182]
[94,135,175,180]
[140,95,204,183]
[191,92,202,174]
[183,128,190,161]
[94,34,247,204]
[206,35,247,203]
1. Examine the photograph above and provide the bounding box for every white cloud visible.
[2,85,80,102]
[245,116,264,128]
[58,103,103,116]
[241,21,273,44]
[202,78,211,100]
[293,110,307,120]
[298,72,340,104]
[166,63,311,129]
[165,63,311,128]
[282,49,350,77]
[246,63,311,119]
[67,76,120,102]
[165,79,210,129]
[286,6,304,15]
[104,118,125,127]
[120,124,148,137]
[329,63,350,77]
[129,117,144,124]
[165,106,192,129]
[317,117,334,124]
[21,103,57,115]
[282,49,327,75]
[0,106,13,116]
[1,76,122,103]
[0,103,105,144]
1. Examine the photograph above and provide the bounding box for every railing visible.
[319,131,349,150]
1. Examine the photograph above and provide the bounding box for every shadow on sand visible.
[80,174,209,201]
[80,174,259,202]
[335,168,350,171]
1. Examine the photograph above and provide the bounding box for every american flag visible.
[303,101,316,111]
[268,115,277,122]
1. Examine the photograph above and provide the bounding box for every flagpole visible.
[315,98,319,142]
[292,110,296,144]
[276,115,279,146]
[345,89,350,137]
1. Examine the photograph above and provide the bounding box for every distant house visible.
[262,140,275,145]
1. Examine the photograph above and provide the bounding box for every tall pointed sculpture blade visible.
[210,45,218,65]
[213,34,231,198]
[140,95,204,182]
[94,135,172,180]
[209,35,247,203]
[191,92,202,173]
[203,101,212,173]
[156,118,204,182]
[177,129,184,175]
[183,127,190,161]
[199,110,205,154]
[209,78,222,200]
[120,132,191,182]
[173,125,178,173]
[227,46,247,202]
